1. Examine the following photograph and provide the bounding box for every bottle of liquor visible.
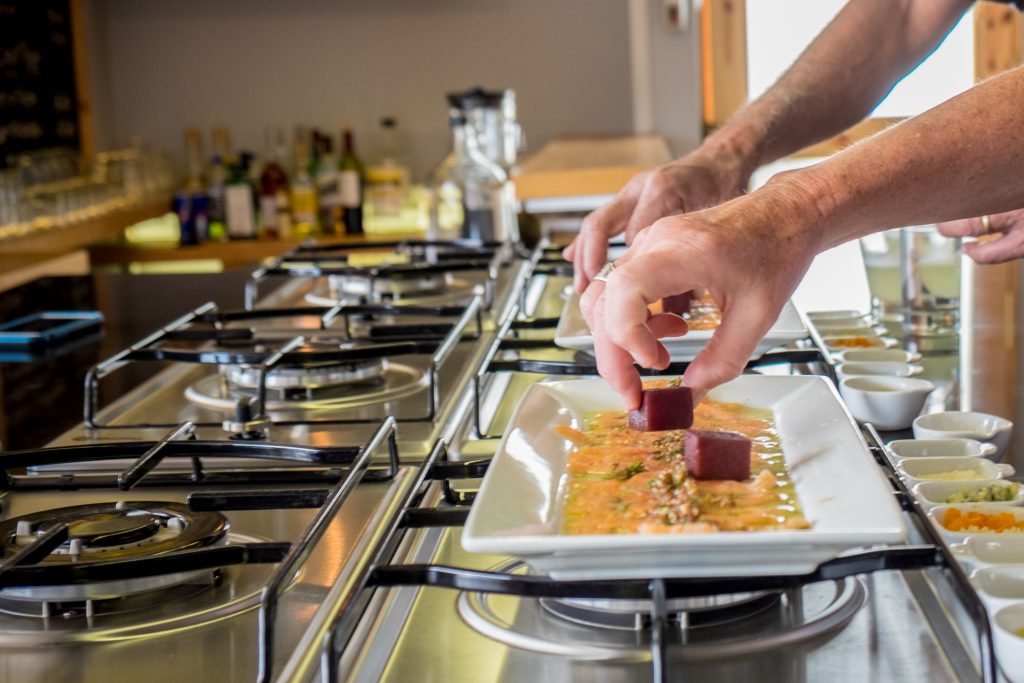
[290,128,319,239]
[364,117,409,222]
[225,152,258,239]
[259,127,291,240]
[206,153,228,241]
[315,134,340,235]
[183,128,204,192]
[175,129,207,246]
[211,127,234,167]
[338,126,364,234]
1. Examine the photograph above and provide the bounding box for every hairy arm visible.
[569,0,974,291]
[586,62,1024,406]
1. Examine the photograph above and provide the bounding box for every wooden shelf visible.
[0,198,170,255]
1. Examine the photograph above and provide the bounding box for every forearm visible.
[765,65,1024,250]
[702,0,973,173]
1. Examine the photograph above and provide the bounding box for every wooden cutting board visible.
[514,135,671,200]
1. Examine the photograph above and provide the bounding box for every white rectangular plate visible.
[462,375,905,579]
[554,292,807,361]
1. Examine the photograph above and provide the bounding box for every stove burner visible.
[221,358,386,390]
[185,360,427,413]
[0,502,229,605]
[65,512,162,548]
[539,593,777,632]
[305,274,477,307]
[332,272,453,298]
[457,560,866,661]
[0,533,284,643]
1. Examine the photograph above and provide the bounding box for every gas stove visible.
[0,239,999,682]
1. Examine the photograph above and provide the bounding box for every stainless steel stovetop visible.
[0,239,999,683]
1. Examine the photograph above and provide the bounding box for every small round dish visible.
[993,603,1024,683]
[928,504,1024,542]
[912,480,1022,509]
[831,348,922,364]
[888,438,998,461]
[913,411,1014,460]
[951,536,1024,568]
[824,335,897,350]
[972,566,1024,611]
[898,456,1014,485]
[838,376,935,431]
[836,361,923,381]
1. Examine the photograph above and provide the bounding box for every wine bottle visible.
[290,128,319,239]
[225,152,258,239]
[259,127,291,239]
[338,126,364,234]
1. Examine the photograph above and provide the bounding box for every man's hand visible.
[938,209,1024,264]
[564,150,751,294]
[579,185,821,409]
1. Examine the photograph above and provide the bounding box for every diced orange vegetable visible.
[942,508,1024,533]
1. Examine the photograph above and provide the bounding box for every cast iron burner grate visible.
[246,238,515,309]
[84,297,483,430]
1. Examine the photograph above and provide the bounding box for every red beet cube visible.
[661,291,694,316]
[684,430,752,481]
[628,385,693,432]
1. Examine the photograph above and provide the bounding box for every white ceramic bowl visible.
[824,335,897,351]
[838,376,935,431]
[972,566,1024,612]
[898,457,1014,486]
[888,438,998,461]
[832,348,922,364]
[993,603,1024,683]
[836,362,923,381]
[912,480,1023,509]
[951,536,1024,569]
[913,411,1014,460]
[928,504,1024,542]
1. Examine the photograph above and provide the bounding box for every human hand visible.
[937,209,1024,264]
[563,148,751,294]
[579,187,821,409]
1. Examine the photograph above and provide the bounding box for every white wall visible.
[645,0,703,154]
[87,0,646,180]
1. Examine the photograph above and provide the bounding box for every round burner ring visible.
[330,272,453,298]
[186,361,428,413]
[305,274,478,307]
[221,358,386,390]
[0,502,229,602]
[456,559,866,662]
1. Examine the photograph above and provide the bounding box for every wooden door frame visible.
[700,0,1022,154]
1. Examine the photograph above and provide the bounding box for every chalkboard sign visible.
[0,0,80,166]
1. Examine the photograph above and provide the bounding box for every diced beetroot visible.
[661,291,694,316]
[628,385,693,432]
[684,430,752,481]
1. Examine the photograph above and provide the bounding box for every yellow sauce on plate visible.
[558,394,809,535]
